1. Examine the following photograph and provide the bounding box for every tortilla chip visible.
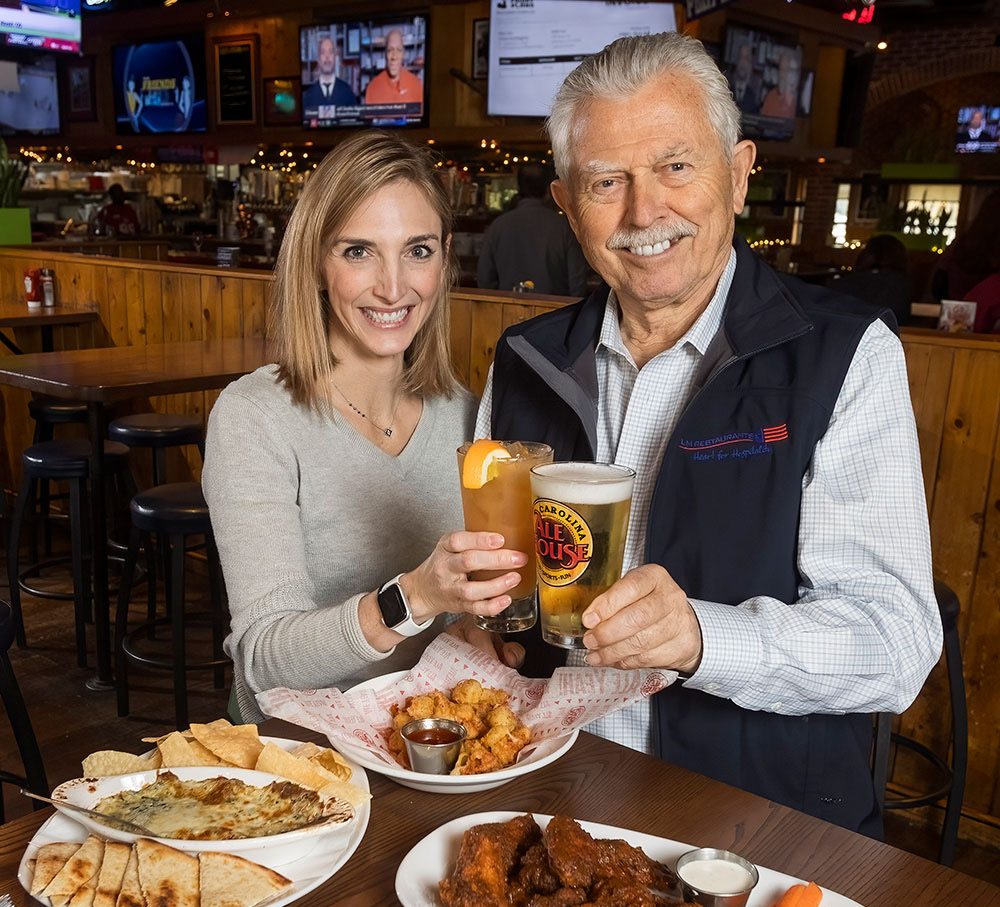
[135,839,199,907]
[190,722,263,769]
[114,848,143,907]
[255,742,369,808]
[317,777,370,810]
[42,835,104,907]
[158,731,222,768]
[141,718,234,745]
[68,874,97,907]
[290,741,352,781]
[93,841,131,907]
[199,851,294,907]
[82,750,158,777]
[31,842,81,896]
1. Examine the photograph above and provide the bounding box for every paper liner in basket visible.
[256,634,676,767]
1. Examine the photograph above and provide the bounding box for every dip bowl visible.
[51,765,361,866]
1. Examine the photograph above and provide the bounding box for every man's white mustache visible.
[606,223,697,250]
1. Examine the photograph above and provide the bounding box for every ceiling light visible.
[163,0,178,6]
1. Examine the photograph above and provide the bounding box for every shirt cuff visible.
[684,598,765,700]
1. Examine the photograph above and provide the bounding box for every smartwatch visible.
[376,574,432,637]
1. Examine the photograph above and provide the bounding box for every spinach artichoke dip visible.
[95,771,351,840]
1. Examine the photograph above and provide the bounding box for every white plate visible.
[340,671,578,794]
[20,740,369,905]
[395,811,865,907]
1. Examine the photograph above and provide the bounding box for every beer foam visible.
[530,462,634,505]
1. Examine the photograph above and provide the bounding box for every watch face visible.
[378,582,408,628]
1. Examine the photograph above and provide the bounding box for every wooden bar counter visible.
[0,247,999,846]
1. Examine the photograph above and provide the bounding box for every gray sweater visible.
[202,365,476,722]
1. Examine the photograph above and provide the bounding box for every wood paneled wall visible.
[2,249,1000,842]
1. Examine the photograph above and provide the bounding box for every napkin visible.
[256,634,676,766]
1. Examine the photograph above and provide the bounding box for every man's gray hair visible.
[546,32,741,180]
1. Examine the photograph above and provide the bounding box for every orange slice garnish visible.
[462,440,511,489]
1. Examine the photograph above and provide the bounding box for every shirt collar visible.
[597,246,737,362]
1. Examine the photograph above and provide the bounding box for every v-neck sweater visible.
[202,364,476,722]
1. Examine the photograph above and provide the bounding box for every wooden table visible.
[0,338,269,688]
[0,303,100,354]
[1,725,997,906]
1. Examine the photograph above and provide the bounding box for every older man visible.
[472,32,940,836]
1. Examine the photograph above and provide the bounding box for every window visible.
[831,183,851,247]
[903,184,960,245]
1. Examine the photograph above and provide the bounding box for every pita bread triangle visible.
[114,848,143,907]
[199,851,294,907]
[31,842,81,896]
[93,841,131,907]
[68,873,98,907]
[135,838,199,907]
[42,835,104,907]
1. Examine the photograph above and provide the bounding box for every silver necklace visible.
[332,382,400,438]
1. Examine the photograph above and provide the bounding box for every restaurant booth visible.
[0,0,999,904]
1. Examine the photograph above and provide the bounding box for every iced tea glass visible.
[457,441,554,632]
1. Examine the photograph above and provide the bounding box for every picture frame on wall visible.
[263,76,301,127]
[472,18,489,80]
[214,34,258,125]
[65,56,96,122]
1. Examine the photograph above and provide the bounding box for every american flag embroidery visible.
[760,423,789,444]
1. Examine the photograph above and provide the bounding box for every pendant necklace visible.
[332,382,400,438]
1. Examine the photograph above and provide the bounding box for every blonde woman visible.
[203,132,527,722]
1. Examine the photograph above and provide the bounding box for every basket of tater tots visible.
[256,635,676,793]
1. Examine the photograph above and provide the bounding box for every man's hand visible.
[581,564,703,673]
[444,616,526,668]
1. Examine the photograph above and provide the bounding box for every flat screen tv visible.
[1,0,80,53]
[112,35,207,134]
[0,54,59,134]
[722,25,812,142]
[487,1,676,118]
[299,14,427,129]
[955,105,999,154]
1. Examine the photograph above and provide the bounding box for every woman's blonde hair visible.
[269,131,459,410]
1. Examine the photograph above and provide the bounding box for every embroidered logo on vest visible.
[678,423,789,462]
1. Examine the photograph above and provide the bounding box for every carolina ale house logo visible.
[533,499,592,586]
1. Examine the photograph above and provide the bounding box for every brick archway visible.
[868,48,1000,108]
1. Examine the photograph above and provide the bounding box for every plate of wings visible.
[395,811,865,907]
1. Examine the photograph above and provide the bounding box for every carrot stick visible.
[774,880,823,907]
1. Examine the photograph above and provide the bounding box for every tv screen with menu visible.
[955,105,999,154]
[487,1,676,117]
[111,35,207,134]
[1,0,81,53]
[299,14,427,129]
[722,25,812,142]
[0,54,59,134]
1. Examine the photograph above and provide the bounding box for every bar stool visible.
[874,580,967,865]
[0,599,49,821]
[27,398,89,559]
[108,413,205,486]
[114,482,228,730]
[6,439,131,668]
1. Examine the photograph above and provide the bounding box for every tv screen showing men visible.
[722,25,811,141]
[955,105,999,154]
[299,15,427,129]
[111,35,206,134]
[0,54,58,134]
[1,0,80,53]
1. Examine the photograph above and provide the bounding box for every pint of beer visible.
[530,462,635,649]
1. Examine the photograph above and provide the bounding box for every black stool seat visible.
[130,483,210,535]
[23,439,130,479]
[109,414,204,448]
[28,399,88,425]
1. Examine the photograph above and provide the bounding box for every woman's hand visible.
[445,617,526,668]
[402,531,527,622]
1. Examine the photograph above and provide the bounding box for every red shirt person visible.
[94,184,140,236]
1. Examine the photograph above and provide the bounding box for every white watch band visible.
[378,574,433,638]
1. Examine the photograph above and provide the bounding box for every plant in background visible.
[0,140,28,208]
